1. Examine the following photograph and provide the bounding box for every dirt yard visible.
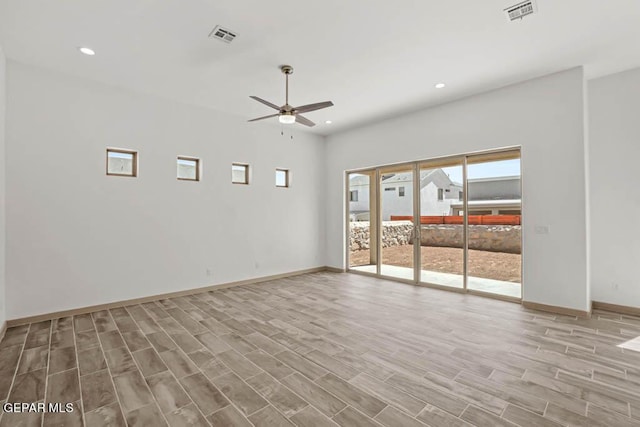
[349,245,521,282]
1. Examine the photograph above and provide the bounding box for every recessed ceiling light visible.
[78,47,95,56]
[435,83,446,89]
[325,120,333,124]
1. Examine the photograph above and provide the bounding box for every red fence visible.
[390,215,521,225]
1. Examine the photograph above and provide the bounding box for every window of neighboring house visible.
[106,148,137,177]
[232,163,249,184]
[399,187,405,197]
[350,190,358,202]
[459,191,463,201]
[438,188,444,201]
[384,187,396,191]
[275,169,289,188]
[470,210,492,215]
[177,157,200,181]
[499,209,521,215]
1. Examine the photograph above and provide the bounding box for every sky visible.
[108,151,134,159]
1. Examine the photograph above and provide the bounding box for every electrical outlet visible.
[206,269,212,277]
[612,282,619,290]
[534,225,550,234]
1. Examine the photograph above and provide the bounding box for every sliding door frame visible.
[464,149,523,302]
[412,162,421,284]
[345,146,523,303]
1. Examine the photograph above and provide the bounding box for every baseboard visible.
[6,266,335,328]
[0,321,7,343]
[325,266,346,273]
[592,301,640,317]
[522,301,591,318]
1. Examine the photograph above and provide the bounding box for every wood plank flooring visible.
[1,272,640,426]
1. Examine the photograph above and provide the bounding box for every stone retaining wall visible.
[349,222,521,254]
[349,221,413,249]
[419,224,521,254]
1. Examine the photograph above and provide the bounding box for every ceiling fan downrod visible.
[281,65,293,107]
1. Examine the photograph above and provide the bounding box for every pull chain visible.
[280,127,294,140]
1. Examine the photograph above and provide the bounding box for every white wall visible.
[589,67,640,308]
[0,46,6,328]
[325,68,590,312]
[381,178,413,221]
[420,183,457,217]
[5,61,326,319]
[5,60,621,318]
[348,183,371,215]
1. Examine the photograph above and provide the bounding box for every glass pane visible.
[348,172,376,272]
[276,170,288,187]
[232,164,248,184]
[107,150,134,176]
[177,158,198,180]
[466,156,522,298]
[419,163,464,288]
[380,168,414,280]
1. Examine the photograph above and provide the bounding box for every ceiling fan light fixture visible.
[248,65,334,127]
[279,114,296,124]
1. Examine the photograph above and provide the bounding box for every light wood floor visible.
[1,272,640,426]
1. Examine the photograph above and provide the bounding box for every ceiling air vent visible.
[504,0,537,21]
[209,25,237,43]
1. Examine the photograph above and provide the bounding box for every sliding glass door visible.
[466,153,522,298]
[418,160,465,289]
[346,148,522,301]
[347,170,377,274]
[379,166,416,281]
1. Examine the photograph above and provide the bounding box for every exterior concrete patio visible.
[351,264,522,298]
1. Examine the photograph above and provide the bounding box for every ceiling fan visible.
[248,65,334,127]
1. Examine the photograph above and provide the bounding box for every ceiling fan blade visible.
[295,114,316,127]
[294,101,334,114]
[248,113,280,122]
[249,96,281,110]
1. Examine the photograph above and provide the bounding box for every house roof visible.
[468,175,520,183]
[349,175,371,186]
[450,199,521,208]
[351,168,464,191]
[380,169,461,190]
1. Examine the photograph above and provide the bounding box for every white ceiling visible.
[1,0,640,135]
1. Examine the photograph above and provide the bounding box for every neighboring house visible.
[451,176,521,215]
[349,171,521,220]
[348,174,372,221]
[381,169,462,220]
[348,169,463,221]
